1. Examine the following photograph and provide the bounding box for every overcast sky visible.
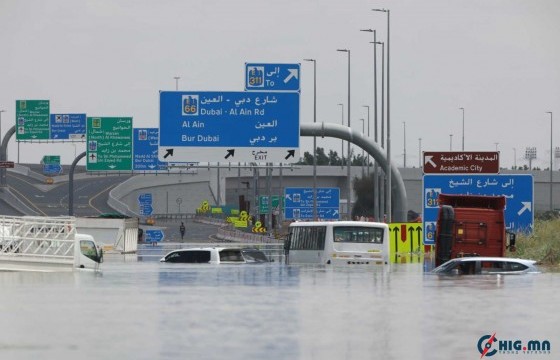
[1,0,559,168]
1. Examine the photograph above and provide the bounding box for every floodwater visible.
[0,255,558,360]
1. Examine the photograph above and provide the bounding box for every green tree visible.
[328,150,341,166]
[352,173,376,218]
[316,147,330,165]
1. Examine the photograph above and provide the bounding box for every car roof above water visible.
[432,256,539,275]
[160,247,268,264]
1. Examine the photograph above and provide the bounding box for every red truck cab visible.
[435,194,515,266]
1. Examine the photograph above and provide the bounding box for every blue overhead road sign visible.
[284,187,340,220]
[133,128,167,171]
[245,63,300,91]
[158,91,300,163]
[422,174,533,245]
[50,114,86,140]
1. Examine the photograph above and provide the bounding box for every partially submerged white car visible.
[160,247,270,264]
[432,257,539,275]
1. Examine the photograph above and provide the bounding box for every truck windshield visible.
[80,240,100,262]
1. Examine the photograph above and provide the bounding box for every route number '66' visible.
[182,95,199,116]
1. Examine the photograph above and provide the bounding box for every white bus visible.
[285,221,389,265]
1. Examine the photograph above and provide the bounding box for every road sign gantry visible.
[158,91,300,163]
[86,117,133,171]
[16,100,50,140]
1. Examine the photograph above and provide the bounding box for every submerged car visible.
[160,247,270,264]
[432,257,539,275]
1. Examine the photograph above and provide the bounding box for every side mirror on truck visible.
[506,231,516,252]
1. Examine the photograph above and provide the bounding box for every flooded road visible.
[0,257,557,360]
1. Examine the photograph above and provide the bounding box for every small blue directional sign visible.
[140,205,153,216]
[138,193,153,216]
[245,63,300,91]
[145,229,164,242]
[423,174,534,245]
[42,164,62,175]
[284,187,340,220]
[159,91,300,163]
[138,193,152,203]
[50,113,86,140]
[133,128,167,171]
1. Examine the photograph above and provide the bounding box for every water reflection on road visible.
[0,257,557,360]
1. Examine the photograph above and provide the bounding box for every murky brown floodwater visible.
[0,254,557,360]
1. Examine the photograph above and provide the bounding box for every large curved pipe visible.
[0,126,16,187]
[300,122,407,222]
[68,151,87,216]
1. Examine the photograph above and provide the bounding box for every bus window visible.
[333,227,384,244]
[289,226,326,250]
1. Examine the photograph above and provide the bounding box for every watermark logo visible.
[478,333,498,358]
[477,332,551,357]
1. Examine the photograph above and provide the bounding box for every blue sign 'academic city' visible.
[284,187,340,220]
[422,174,533,245]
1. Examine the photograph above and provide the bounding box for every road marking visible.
[7,186,48,216]
[88,183,119,214]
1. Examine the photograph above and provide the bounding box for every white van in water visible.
[0,216,103,272]
[160,247,269,264]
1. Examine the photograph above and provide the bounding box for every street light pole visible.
[338,103,344,168]
[372,40,384,222]
[174,76,180,90]
[360,118,365,176]
[362,105,370,175]
[371,41,385,150]
[513,147,517,169]
[403,121,406,168]
[459,107,465,151]
[547,111,553,211]
[450,134,453,151]
[304,58,317,220]
[419,138,422,168]
[373,8,391,221]
[0,110,5,143]
[337,49,352,219]
[360,28,380,220]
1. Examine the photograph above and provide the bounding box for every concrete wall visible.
[110,165,560,217]
[109,169,217,217]
[76,217,139,253]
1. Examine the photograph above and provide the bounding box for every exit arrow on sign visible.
[424,155,437,168]
[422,151,499,174]
[284,68,299,83]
